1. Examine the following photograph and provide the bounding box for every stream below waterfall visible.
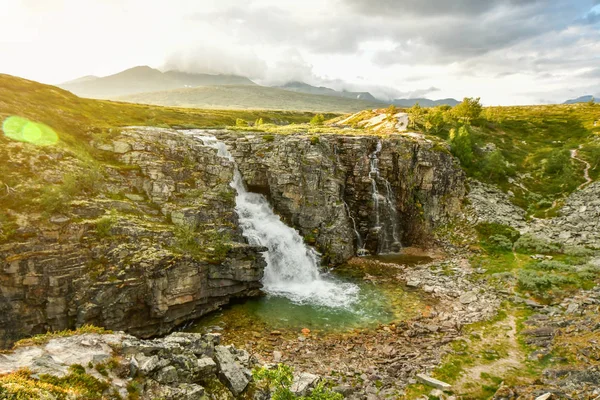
[184,131,431,338]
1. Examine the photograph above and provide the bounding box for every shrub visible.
[475,223,520,242]
[309,136,319,145]
[236,118,247,127]
[253,364,342,400]
[564,246,597,257]
[517,269,573,292]
[487,235,513,252]
[452,97,483,124]
[449,126,474,166]
[544,149,571,176]
[514,234,562,254]
[475,223,520,252]
[96,211,117,238]
[310,114,325,126]
[534,260,571,272]
[262,134,275,142]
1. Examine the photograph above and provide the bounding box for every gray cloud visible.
[579,10,600,24]
[344,0,541,17]
[163,45,268,78]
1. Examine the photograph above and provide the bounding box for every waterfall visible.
[187,131,359,308]
[369,141,382,228]
[368,140,401,254]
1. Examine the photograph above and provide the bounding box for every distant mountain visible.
[61,75,99,85]
[563,95,597,104]
[278,81,380,102]
[59,66,256,99]
[392,98,460,107]
[119,85,383,113]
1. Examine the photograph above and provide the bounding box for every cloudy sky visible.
[1,0,599,104]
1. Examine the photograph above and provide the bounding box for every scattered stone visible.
[416,374,452,390]
[290,372,320,396]
[407,279,421,288]
[460,291,477,304]
[535,393,552,400]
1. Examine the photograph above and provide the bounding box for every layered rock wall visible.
[217,132,465,263]
[0,128,265,348]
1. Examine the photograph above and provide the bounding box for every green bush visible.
[262,134,275,142]
[310,114,325,126]
[309,136,320,145]
[96,211,117,238]
[449,125,474,166]
[236,118,247,127]
[514,234,562,254]
[544,149,571,176]
[517,269,573,292]
[253,364,342,400]
[475,223,520,241]
[475,223,520,252]
[564,246,597,257]
[487,235,513,252]
[534,260,571,272]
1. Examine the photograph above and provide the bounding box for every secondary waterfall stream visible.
[189,132,359,308]
[368,140,401,254]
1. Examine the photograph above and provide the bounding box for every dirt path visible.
[571,146,593,190]
[454,314,526,394]
[545,147,593,217]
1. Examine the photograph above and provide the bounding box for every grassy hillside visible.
[277,81,378,101]
[405,102,600,216]
[119,85,384,113]
[0,73,324,152]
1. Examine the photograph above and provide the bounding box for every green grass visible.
[0,73,322,163]
[119,84,383,113]
[12,325,112,349]
[408,102,600,216]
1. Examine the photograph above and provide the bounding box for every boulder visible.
[214,345,250,396]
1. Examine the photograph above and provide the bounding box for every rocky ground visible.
[494,286,600,399]
[467,178,600,249]
[191,255,502,399]
[0,331,265,399]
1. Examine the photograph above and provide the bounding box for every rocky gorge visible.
[2,120,600,399]
[0,127,465,348]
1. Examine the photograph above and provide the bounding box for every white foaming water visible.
[187,131,360,308]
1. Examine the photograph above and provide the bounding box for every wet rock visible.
[214,345,250,396]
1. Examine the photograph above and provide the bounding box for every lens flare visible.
[2,116,58,146]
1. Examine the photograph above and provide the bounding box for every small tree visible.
[407,102,424,129]
[255,118,264,126]
[310,114,325,126]
[482,150,509,181]
[235,118,247,127]
[423,107,445,133]
[587,97,596,106]
[453,97,483,124]
[449,125,474,166]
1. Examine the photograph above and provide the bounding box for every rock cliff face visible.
[0,127,466,347]
[216,131,465,263]
[0,127,265,348]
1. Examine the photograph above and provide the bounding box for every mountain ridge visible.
[58,66,256,99]
[563,95,597,104]
[277,81,379,102]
